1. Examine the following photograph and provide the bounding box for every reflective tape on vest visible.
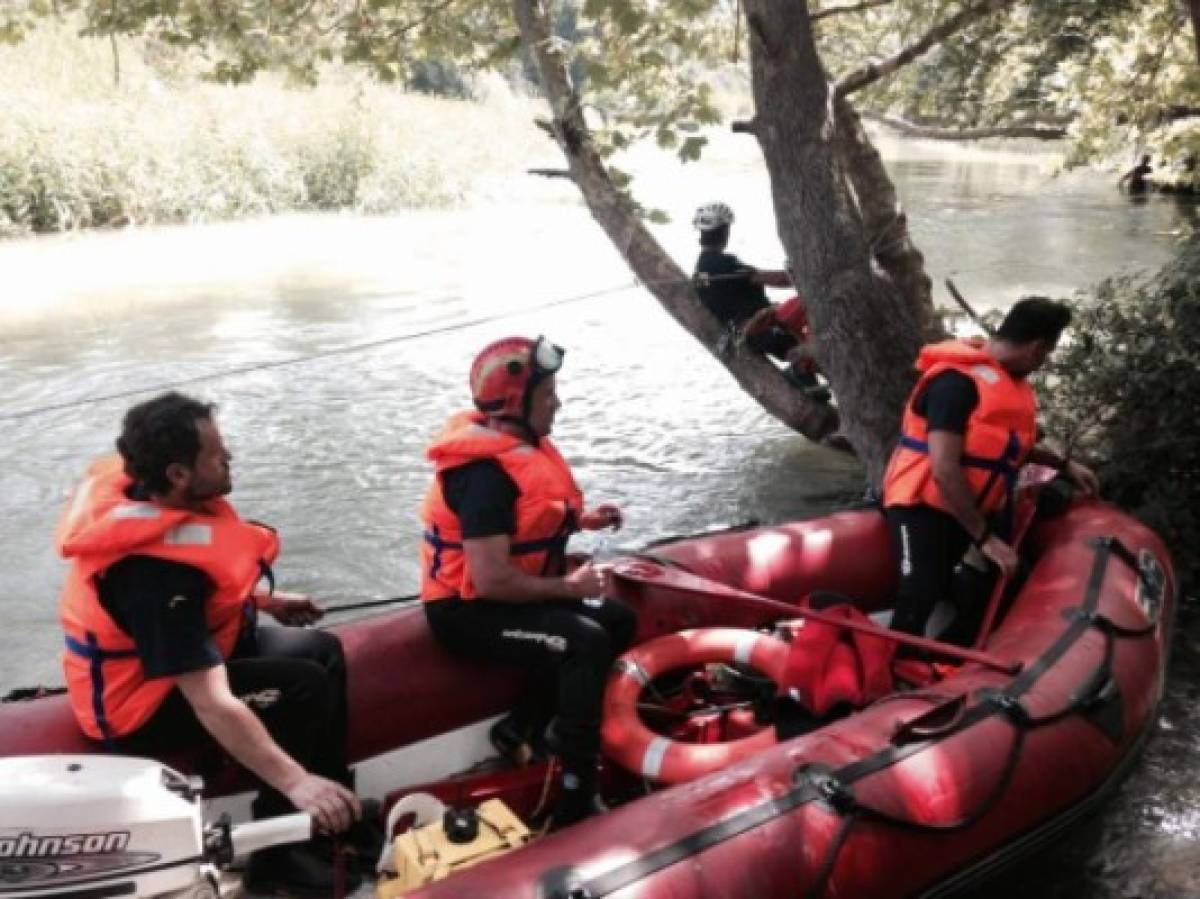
[111,504,162,520]
[165,523,213,546]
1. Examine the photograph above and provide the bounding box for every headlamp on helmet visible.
[470,335,564,420]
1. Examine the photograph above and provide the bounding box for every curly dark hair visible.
[996,296,1073,344]
[116,392,216,495]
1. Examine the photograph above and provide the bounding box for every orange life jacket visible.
[883,339,1038,521]
[419,411,583,602]
[57,456,279,742]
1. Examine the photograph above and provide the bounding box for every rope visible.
[0,280,643,423]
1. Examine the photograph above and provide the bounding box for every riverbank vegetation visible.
[0,22,546,237]
[1042,243,1200,591]
[828,2,1200,182]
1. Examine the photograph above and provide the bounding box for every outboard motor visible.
[0,755,310,898]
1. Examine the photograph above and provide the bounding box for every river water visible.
[1,133,1196,896]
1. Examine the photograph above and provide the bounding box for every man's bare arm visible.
[175,665,360,832]
[464,535,604,602]
[927,430,1018,576]
[749,269,792,288]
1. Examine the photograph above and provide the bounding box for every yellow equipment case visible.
[376,799,532,898]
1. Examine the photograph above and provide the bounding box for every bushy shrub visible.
[0,22,548,236]
[1039,245,1200,591]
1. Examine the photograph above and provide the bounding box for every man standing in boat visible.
[882,298,1099,641]
[419,335,635,828]
[692,201,830,402]
[56,392,367,896]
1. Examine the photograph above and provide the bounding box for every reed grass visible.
[0,21,546,237]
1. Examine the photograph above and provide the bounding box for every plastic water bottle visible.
[592,532,614,565]
[585,534,614,607]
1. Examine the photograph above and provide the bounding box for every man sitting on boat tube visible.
[56,392,368,896]
[882,298,1099,643]
[419,335,635,828]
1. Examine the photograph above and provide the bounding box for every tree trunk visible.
[511,0,839,444]
[833,96,943,342]
[1189,0,1200,67]
[742,0,922,482]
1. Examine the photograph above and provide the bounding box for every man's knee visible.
[603,601,637,655]
[234,658,333,721]
[563,615,612,663]
[259,626,346,678]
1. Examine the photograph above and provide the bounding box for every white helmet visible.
[693,202,734,232]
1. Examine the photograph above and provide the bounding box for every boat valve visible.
[817,777,855,814]
[796,766,856,815]
[986,691,1030,726]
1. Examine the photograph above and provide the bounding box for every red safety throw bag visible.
[777,597,896,716]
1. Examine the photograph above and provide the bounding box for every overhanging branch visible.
[527,167,573,179]
[863,111,1066,141]
[510,0,840,439]
[835,0,1015,97]
[811,0,894,23]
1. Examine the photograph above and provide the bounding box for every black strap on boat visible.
[1098,535,1149,585]
[538,534,1157,899]
[537,781,823,899]
[803,803,858,899]
[803,721,1029,833]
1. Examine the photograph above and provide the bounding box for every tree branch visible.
[811,0,895,23]
[835,0,1015,97]
[863,111,1066,141]
[526,167,573,179]
[109,32,120,88]
[510,0,839,440]
[386,0,459,40]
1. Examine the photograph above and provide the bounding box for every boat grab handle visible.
[891,694,968,744]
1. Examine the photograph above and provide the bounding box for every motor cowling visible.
[0,755,213,898]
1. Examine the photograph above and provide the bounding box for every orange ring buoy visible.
[601,628,790,785]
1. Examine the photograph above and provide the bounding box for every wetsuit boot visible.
[542,718,606,829]
[243,841,363,898]
[547,765,607,829]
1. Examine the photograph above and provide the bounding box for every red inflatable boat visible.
[0,485,1176,898]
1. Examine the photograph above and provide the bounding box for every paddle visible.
[945,279,996,338]
[971,492,1040,650]
[612,561,1022,675]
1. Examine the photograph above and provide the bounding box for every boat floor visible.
[221,869,377,898]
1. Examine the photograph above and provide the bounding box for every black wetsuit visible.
[1125,163,1153,193]
[99,553,352,818]
[884,371,986,639]
[422,458,636,774]
[694,249,797,359]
